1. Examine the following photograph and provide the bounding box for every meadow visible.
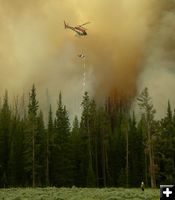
[0,187,159,200]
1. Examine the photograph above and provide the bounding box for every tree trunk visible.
[148,123,156,188]
[126,126,129,187]
[45,132,49,186]
[102,129,106,187]
[151,141,156,187]
[102,142,106,187]
[32,124,35,187]
[105,145,110,186]
[95,136,99,187]
[145,153,148,186]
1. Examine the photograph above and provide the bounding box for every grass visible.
[0,187,159,200]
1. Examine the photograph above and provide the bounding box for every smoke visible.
[0,0,171,120]
[137,0,175,119]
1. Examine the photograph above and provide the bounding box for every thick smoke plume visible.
[0,0,171,119]
[138,0,175,118]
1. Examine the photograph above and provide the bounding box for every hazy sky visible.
[137,0,175,118]
[0,0,174,119]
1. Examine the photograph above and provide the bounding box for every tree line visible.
[0,85,174,188]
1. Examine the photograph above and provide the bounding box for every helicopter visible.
[64,21,90,36]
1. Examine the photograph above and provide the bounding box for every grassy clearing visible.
[0,187,159,200]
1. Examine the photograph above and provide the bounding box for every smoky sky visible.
[0,0,174,119]
[137,0,175,119]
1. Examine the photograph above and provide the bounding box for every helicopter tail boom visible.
[64,21,67,29]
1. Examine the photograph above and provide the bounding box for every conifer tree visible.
[137,87,156,188]
[24,84,39,187]
[0,91,11,187]
[35,110,45,186]
[156,101,175,184]
[97,106,111,187]
[87,99,98,187]
[80,92,91,186]
[71,116,82,186]
[53,92,71,186]
[47,105,54,186]
[45,105,53,186]
[0,86,174,187]
[80,92,97,186]
[128,112,145,187]
[8,114,24,186]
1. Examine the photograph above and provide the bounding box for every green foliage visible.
[155,101,175,185]
[0,91,11,187]
[128,112,145,187]
[28,84,39,118]
[137,87,156,122]
[24,84,39,186]
[0,87,174,188]
[51,92,72,186]
[137,87,157,188]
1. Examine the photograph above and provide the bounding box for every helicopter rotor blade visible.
[79,22,91,27]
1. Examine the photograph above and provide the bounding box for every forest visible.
[0,85,174,188]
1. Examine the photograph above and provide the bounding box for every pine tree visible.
[128,112,145,187]
[137,87,156,188]
[45,105,53,186]
[0,91,11,187]
[89,99,99,187]
[35,110,45,186]
[53,92,72,186]
[47,105,54,186]
[97,106,111,187]
[71,116,82,186]
[115,110,127,187]
[156,101,175,184]
[80,92,97,187]
[0,86,175,187]
[8,113,24,186]
[24,84,39,187]
[80,92,91,186]
[87,99,97,187]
